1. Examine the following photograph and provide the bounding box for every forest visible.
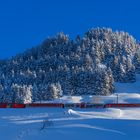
[0,27,140,103]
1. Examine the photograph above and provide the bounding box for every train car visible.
[81,103,105,108]
[28,103,64,108]
[64,103,76,108]
[12,103,26,108]
[0,103,8,108]
[64,103,105,108]
[104,103,140,108]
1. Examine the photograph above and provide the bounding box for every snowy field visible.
[1,108,140,140]
[1,75,140,140]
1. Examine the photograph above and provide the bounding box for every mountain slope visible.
[0,28,139,103]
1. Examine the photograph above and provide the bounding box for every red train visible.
[0,103,25,108]
[0,103,140,108]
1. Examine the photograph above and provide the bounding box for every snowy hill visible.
[1,28,140,103]
[0,75,140,140]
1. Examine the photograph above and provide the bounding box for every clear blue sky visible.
[0,0,139,59]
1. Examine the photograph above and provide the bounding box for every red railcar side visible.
[0,103,8,108]
[28,103,64,108]
[0,103,140,108]
[12,103,26,108]
[104,103,140,108]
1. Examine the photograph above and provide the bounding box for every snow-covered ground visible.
[1,75,140,140]
[1,108,140,140]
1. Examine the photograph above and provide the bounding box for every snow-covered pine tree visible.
[134,49,140,73]
[46,83,63,100]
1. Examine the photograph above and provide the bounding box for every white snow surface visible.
[1,74,140,140]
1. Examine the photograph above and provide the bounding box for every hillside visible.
[38,74,140,104]
[1,75,140,140]
[0,28,140,103]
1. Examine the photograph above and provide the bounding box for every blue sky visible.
[0,0,139,59]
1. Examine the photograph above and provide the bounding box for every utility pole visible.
[116,94,119,104]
